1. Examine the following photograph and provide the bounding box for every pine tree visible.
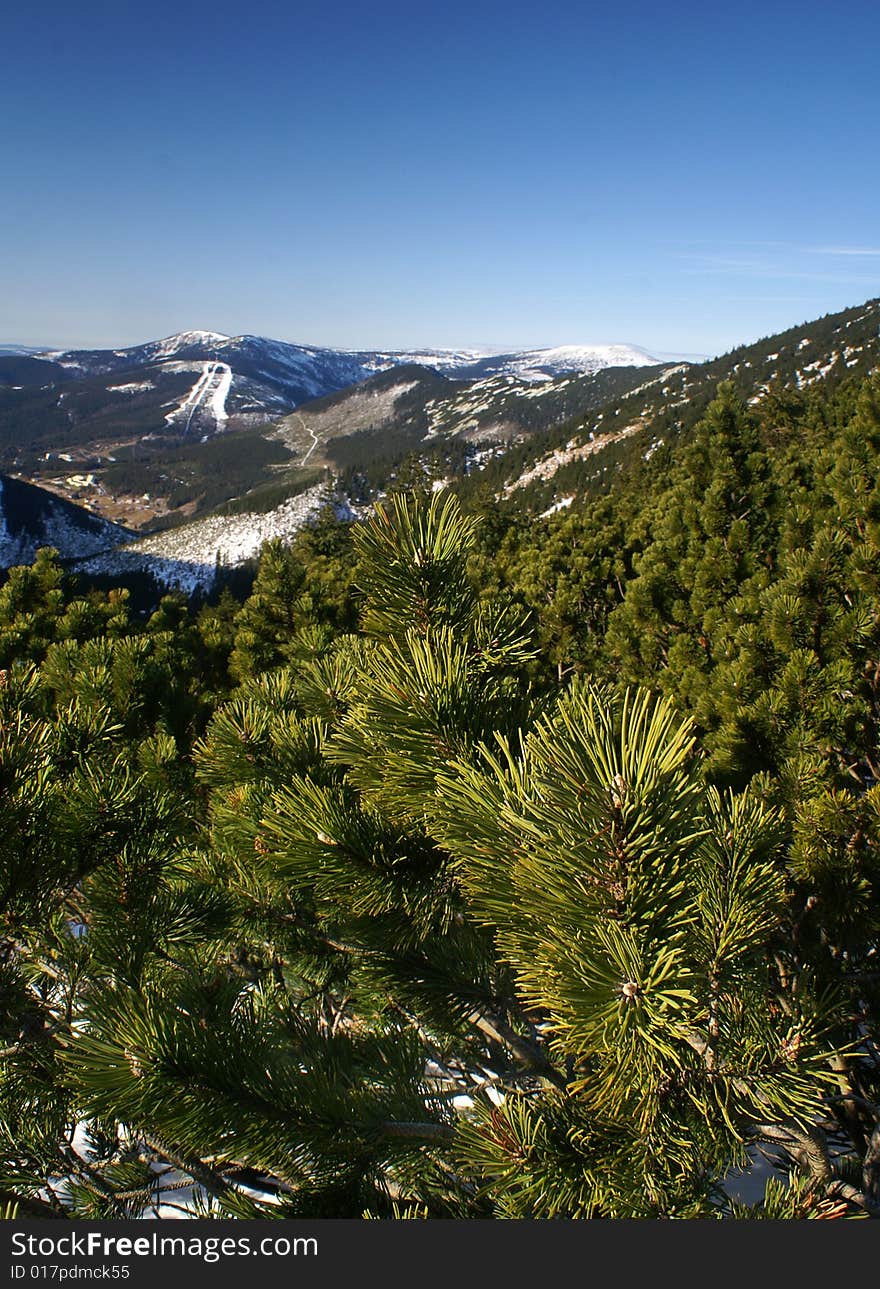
[603,383,776,709]
[3,487,880,1218]
[228,539,313,682]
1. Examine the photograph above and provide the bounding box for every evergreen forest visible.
[4,367,880,1220]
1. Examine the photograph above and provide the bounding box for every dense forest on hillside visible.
[3,368,880,1219]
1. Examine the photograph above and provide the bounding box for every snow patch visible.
[0,477,133,568]
[507,421,644,493]
[75,484,333,595]
[540,495,574,517]
[164,362,232,431]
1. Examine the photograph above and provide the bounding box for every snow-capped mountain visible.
[439,343,663,383]
[0,324,674,536]
[4,296,878,598]
[0,344,52,358]
[39,331,232,372]
[33,331,381,429]
[18,331,663,438]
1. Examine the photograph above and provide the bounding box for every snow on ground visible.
[164,365,214,427]
[108,381,156,393]
[489,343,662,380]
[364,348,491,372]
[207,362,233,422]
[76,484,332,595]
[506,422,644,493]
[164,362,233,430]
[137,483,329,566]
[0,477,133,567]
[149,330,230,359]
[625,363,688,399]
[528,343,661,368]
[0,480,16,563]
[539,495,574,517]
[798,353,840,385]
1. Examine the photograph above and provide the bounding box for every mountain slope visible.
[4,298,878,600]
[0,356,71,388]
[1,330,665,459]
[0,344,51,357]
[471,296,880,511]
[73,297,880,600]
[0,330,667,524]
[442,343,661,382]
[72,482,341,597]
[0,474,134,567]
[271,360,684,502]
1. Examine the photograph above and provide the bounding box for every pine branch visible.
[60,1144,124,1209]
[749,1121,833,1184]
[826,1058,872,1154]
[140,1134,233,1202]
[0,1190,66,1220]
[377,1121,455,1143]
[862,1121,880,1204]
[220,1168,297,1198]
[826,1178,880,1217]
[0,1019,66,1059]
[468,1009,568,1092]
[114,1178,193,1204]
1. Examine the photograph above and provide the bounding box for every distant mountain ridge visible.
[34,329,661,374]
[441,343,662,382]
[0,330,664,475]
[0,344,51,358]
[484,295,880,510]
[30,329,663,421]
[3,296,878,602]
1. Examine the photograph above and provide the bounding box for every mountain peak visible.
[150,330,231,355]
[531,343,661,366]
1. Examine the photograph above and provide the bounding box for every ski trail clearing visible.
[164,362,233,432]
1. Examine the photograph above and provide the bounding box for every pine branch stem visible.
[749,1122,832,1185]
[467,1009,568,1091]
[141,1134,232,1201]
[61,1145,122,1207]
[862,1120,880,1203]
[0,1190,66,1219]
[377,1121,454,1143]
[826,1178,880,1217]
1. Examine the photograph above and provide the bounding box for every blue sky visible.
[2,0,879,357]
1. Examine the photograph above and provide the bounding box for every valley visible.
[0,297,878,605]
[0,329,672,537]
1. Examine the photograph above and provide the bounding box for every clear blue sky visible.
[2,0,879,357]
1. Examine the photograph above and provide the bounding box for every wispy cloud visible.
[674,240,880,258]
[673,250,880,285]
[805,245,880,257]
